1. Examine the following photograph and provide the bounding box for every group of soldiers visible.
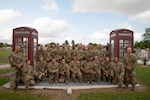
[9,43,137,92]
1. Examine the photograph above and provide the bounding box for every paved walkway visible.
[0,64,10,69]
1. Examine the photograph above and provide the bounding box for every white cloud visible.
[0,28,12,44]
[73,0,150,24]
[42,0,59,11]
[32,17,71,38]
[0,9,21,23]
[129,10,150,24]
[134,32,143,42]
[116,22,132,29]
[89,29,110,45]
[73,0,150,15]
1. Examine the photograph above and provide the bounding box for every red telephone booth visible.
[12,26,38,66]
[110,29,134,60]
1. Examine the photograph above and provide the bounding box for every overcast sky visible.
[0,0,150,45]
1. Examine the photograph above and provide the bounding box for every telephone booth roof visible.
[110,28,133,35]
[13,26,38,34]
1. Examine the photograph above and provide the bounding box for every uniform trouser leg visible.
[117,77,123,88]
[77,72,82,83]
[10,68,20,90]
[49,74,54,83]
[55,72,59,82]
[72,73,77,82]
[66,71,70,81]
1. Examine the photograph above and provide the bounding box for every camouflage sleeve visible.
[8,53,13,65]
[120,63,125,77]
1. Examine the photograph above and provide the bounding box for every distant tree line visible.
[134,28,150,49]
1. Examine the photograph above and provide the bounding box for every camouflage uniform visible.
[55,48,63,62]
[21,64,35,88]
[45,46,52,62]
[81,60,95,84]
[69,59,82,83]
[92,60,102,83]
[95,49,106,62]
[112,61,125,87]
[74,49,85,61]
[38,45,45,59]
[47,61,59,84]
[123,53,137,89]
[59,62,70,84]
[9,51,23,90]
[64,48,73,63]
[101,61,112,82]
[85,47,95,61]
[35,60,47,82]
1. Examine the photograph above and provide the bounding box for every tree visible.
[142,28,150,41]
[65,40,69,46]
[71,40,75,50]
[0,42,4,48]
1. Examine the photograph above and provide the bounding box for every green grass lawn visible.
[0,90,49,100]
[136,66,150,86]
[0,68,10,74]
[78,92,150,100]
[78,66,150,100]
[0,50,11,64]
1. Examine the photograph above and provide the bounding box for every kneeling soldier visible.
[47,57,59,84]
[112,57,125,88]
[59,59,70,84]
[22,60,35,92]
[69,56,82,84]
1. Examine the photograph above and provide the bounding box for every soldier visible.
[64,44,73,63]
[59,59,70,84]
[92,56,102,84]
[69,56,82,84]
[95,44,106,62]
[21,60,35,92]
[74,44,85,61]
[123,47,137,91]
[9,45,23,91]
[35,56,47,82]
[85,44,95,61]
[55,43,63,62]
[47,57,59,84]
[45,43,52,63]
[38,44,45,59]
[101,57,113,83]
[50,43,56,59]
[81,56,94,84]
[112,57,125,88]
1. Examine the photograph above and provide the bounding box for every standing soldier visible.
[64,44,73,63]
[47,57,59,84]
[69,56,82,84]
[9,45,23,91]
[38,44,45,59]
[35,56,47,82]
[85,44,95,61]
[55,43,63,62]
[21,60,35,92]
[81,56,94,84]
[123,47,137,91]
[92,56,102,84]
[101,57,113,83]
[112,57,125,88]
[59,59,70,84]
[45,43,52,63]
[95,44,106,62]
[75,44,85,61]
